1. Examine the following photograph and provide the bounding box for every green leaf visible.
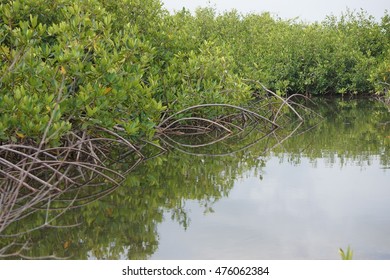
[85,105,97,117]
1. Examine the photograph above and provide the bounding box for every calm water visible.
[150,99,390,260]
[1,98,389,259]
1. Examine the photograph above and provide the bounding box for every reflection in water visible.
[152,98,390,260]
[153,156,390,259]
[1,98,389,259]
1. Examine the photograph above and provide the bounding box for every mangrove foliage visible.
[0,0,389,145]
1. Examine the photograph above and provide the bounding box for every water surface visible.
[150,98,390,259]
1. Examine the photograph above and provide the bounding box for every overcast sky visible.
[161,0,389,22]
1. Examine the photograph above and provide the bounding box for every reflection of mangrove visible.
[157,92,317,157]
[376,88,390,111]
[0,131,143,258]
[270,98,390,167]
[0,94,318,259]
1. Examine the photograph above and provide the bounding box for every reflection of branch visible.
[0,128,145,258]
[267,122,303,153]
[163,117,233,134]
[161,131,233,149]
[1,191,81,238]
[159,127,276,158]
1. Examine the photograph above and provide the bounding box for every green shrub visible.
[161,41,252,111]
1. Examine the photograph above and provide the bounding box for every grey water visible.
[150,99,390,259]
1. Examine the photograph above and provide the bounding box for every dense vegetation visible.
[0,0,389,146]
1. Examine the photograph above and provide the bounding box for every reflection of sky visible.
[151,155,390,259]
